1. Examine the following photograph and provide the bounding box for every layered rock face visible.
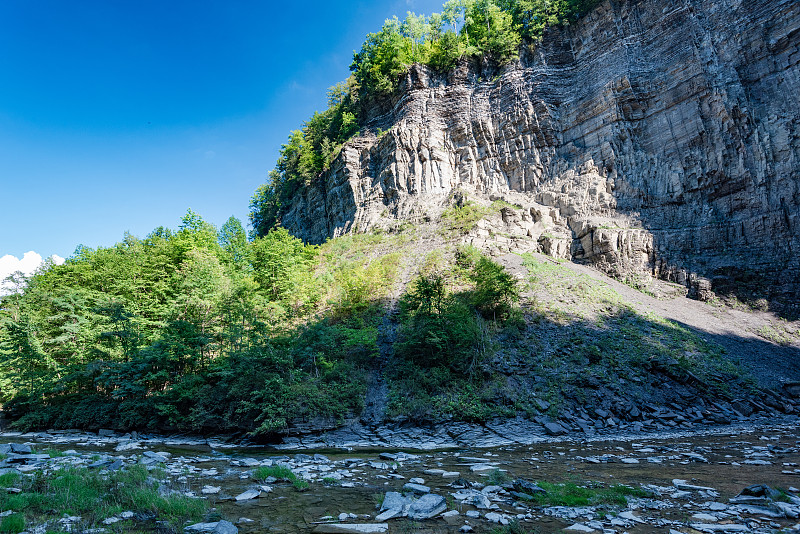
[282,0,800,306]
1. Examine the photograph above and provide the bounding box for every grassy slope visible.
[364,222,758,426]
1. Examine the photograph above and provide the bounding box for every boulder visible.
[234,489,261,501]
[403,483,430,494]
[513,479,545,495]
[407,494,447,520]
[9,443,31,454]
[543,422,567,436]
[312,525,388,534]
[212,521,238,534]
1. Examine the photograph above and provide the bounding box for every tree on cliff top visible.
[250,0,601,239]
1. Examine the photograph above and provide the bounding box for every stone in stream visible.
[564,524,595,532]
[617,511,645,524]
[543,422,567,436]
[469,464,497,472]
[691,513,719,522]
[212,521,238,534]
[185,521,238,534]
[107,459,124,471]
[9,443,32,454]
[312,525,388,534]
[201,486,221,495]
[369,461,390,470]
[380,492,407,511]
[375,509,403,521]
[143,451,168,462]
[513,479,545,495]
[115,441,141,452]
[673,479,716,492]
[407,494,447,520]
[185,522,218,532]
[403,482,430,494]
[689,524,749,532]
[234,489,261,501]
[737,484,782,500]
[484,512,508,525]
[376,491,411,520]
[773,501,800,518]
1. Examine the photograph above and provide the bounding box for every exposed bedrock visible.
[281,0,800,309]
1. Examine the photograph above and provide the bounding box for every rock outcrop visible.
[281,0,800,308]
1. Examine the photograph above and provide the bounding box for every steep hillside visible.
[274,0,800,314]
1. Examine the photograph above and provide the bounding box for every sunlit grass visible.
[0,465,206,533]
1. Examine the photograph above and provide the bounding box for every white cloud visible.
[0,251,65,295]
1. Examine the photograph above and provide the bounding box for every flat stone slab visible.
[312,525,388,534]
[407,494,446,520]
[234,489,261,501]
[403,483,430,494]
[689,524,749,532]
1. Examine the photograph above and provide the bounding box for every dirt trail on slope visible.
[499,253,800,390]
[361,229,447,426]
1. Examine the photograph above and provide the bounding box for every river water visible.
[3,422,800,533]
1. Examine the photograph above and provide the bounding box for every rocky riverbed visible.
[3,420,800,534]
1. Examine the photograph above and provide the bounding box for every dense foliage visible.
[0,212,399,437]
[250,0,600,235]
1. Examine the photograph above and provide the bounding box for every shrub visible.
[470,256,520,319]
[396,276,481,374]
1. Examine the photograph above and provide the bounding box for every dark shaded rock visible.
[730,399,754,416]
[213,521,238,534]
[513,479,546,496]
[403,483,430,494]
[739,484,782,501]
[543,422,567,436]
[9,444,31,454]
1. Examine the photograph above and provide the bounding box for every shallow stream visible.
[3,423,800,533]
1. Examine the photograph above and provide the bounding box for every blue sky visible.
[0,0,445,264]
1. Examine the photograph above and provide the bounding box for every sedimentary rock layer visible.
[281,0,800,304]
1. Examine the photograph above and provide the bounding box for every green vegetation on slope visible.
[0,212,401,437]
[249,0,601,235]
[0,211,759,435]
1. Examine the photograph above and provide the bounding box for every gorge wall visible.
[281,0,800,308]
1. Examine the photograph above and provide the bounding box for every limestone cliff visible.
[281,0,800,308]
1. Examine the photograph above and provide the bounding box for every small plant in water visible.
[491,520,538,534]
[293,478,310,491]
[487,468,511,486]
[254,465,309,491]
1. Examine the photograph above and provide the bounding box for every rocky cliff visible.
[281,0,800,310]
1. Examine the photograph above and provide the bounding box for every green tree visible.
[218,216,251,268]
[174,249,230,369]
[464,0,521,63]
[351,17,412,96]
[251,228,319,310]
